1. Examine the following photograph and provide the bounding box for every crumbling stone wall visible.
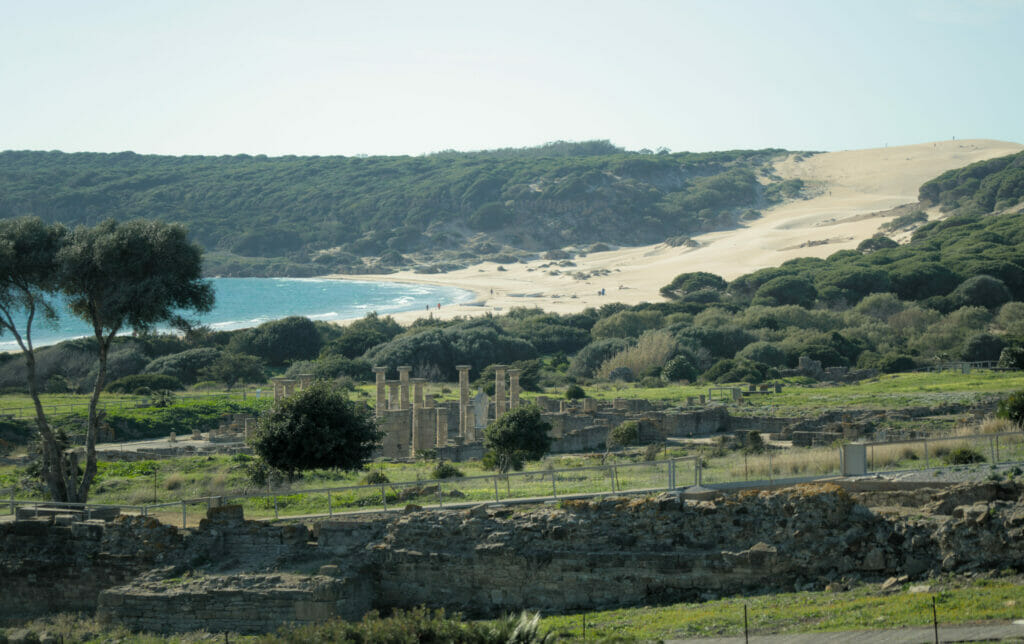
[7,482,1024,633]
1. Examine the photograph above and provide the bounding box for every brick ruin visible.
[3,481,1024,634]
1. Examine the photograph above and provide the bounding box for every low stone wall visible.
[0,516,173,620]
[98,572,370,634]
[7,481,1024,633]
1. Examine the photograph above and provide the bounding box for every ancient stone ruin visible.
[3,481,1024,634]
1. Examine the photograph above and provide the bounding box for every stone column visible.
[457,365,471,440]
[508,369,522,409]
[296,374,314,389]
[398,365,412,410]
[494,365,508,415]
[372,367,388,417]
[436,407,448,447]
[411,378,426,408]
[411,394,421,458]
[281,379,297,398]
[271,377,286,402]
[388,381,400,410]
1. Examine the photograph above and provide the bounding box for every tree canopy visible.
[483,405,553,472]
[0,145,791,277]
[252,381,382,478]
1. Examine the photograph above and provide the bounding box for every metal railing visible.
[861,430,1024,474]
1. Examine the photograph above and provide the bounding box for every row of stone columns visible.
[373,366,420,417]
[375,364,523,444]
[270,374,314,402]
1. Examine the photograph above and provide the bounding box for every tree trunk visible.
[5,304,71,502]
[24,338,71,502]
[76,330,113,502]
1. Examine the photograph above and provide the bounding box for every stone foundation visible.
[6,481,1024,633]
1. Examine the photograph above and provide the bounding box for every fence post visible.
[380,484,387,510]
[437,483,443,508]
[611,465,617,493]
[768,451,773,485]
[990,436,996,464]
[9,489,13,516]
[181,501,186,528]
[274,496,278,520]
[328,491,333,518]
[551,473,557,499]
[924,438,929,469]
[493,477,500,502]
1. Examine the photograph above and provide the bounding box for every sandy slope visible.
[329,139,1022,326]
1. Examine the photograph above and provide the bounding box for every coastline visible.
[327,139,1024,327]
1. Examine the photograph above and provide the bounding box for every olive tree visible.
[483,405,552,472]
[57,219,213,502]
[251,381,382,479]
[0,217,68,500]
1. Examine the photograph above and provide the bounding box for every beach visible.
[329,139,1023,326]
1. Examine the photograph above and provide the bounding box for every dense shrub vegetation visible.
[0,144,790,276]
[1,151,1022,397]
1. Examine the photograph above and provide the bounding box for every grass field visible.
[539,574,1024,640]
[3,370,1022,522]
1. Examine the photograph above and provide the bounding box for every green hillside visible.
[0,142,795,277]
[919,150,1024,214]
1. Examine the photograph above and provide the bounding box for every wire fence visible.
[6,431,1024,527]
[861,430,1024,475]
[2,458,700,527]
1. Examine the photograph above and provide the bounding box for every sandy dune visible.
[329,139,1022,326]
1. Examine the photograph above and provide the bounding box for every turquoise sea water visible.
[1,277,474,352]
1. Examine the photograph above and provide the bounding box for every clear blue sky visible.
[2,0,1021,156]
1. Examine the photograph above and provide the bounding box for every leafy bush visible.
[752,275,817,308]
[142,347,220,385]
[661,353,698,382]
[228,316,322,366]
[565,384,585,400]
[597,329,677,381]
[942,447,986,465]
[607,421,639,449]
[660,271,728,300]
[998,346,1024,370]
[363,470,389,485]
[365,318,537,381]
[951,272,1012,307]
[321,312,403,359]
[253,381,383,478]
[431,462,465,479]
[997,391,1024,426]
[961,332,1006,362]
[591,310,664,339]
[313,355,374,382]
[482,405,552,472]
[105,373,183,393]
[567,338,630,379]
